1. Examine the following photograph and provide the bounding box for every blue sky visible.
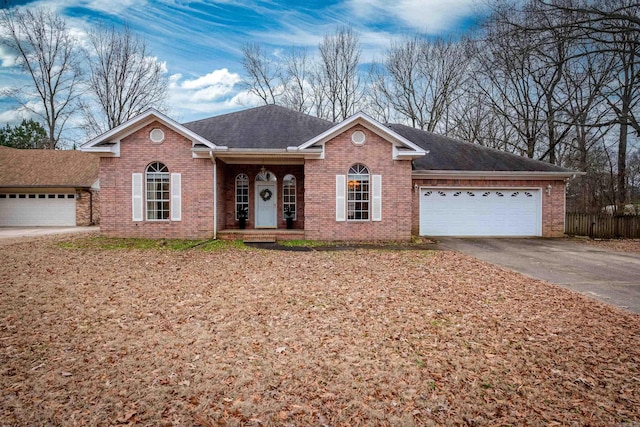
[0,0,485,132]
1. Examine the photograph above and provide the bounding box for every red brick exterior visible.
[411,178,566,237]
[97,121,568,240]
[75,189,99,226]
[304,124,413,241]
[99,121,214,239]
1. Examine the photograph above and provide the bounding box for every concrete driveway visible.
[437,237,640,313]
[0,226,98,239]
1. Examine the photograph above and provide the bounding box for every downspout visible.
[89,190,93,225]
[210,151,217,240]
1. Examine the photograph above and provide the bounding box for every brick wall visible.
[411,178,567,237]
[304,124,413,241]
[220,164,305,230]
[99,121,214,239]
[75,189,99,226]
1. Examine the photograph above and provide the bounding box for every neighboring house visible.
[80,105,576,240]
[0,146,100,226]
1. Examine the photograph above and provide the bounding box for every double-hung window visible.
[347,164,370,221]
[146,162,170,220]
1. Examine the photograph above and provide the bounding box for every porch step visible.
[243,236,277,243]
[218,229,305,242]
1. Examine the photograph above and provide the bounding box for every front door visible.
[255,182,277,228]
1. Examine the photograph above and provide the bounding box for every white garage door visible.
[420,188,541,237]
[0,193,76,226]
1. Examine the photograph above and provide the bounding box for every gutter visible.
[411,170,585,180]
[214,155,217,240]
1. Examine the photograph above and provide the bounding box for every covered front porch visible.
[215,161,306,232]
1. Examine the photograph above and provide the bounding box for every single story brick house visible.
[0,145,100,226]
[80,105,576,240]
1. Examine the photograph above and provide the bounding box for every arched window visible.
[235,173,249,220]
[347,164,369,220]
[146,162,170,220]
[283,174,296,220]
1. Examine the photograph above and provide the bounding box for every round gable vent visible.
[351,130,366,145]
[150,128,165,143]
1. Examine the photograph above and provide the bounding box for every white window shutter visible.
[132,173,143,221]
[336,175,346,221]
[372,174,382,221]
[171,173,182,221]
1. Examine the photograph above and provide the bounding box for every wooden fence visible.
[565,213,640,238]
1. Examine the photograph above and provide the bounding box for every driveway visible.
[437,237,640,313]
[0,226,98,239]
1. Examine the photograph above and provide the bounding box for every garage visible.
[420,188,542,237]
[0,193,76,226]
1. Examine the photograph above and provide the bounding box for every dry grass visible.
[1,236,639,426]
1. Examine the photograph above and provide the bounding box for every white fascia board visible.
[298,112,426,155]
[393,146,426,160]
[80,108,217,150]
[81,142,120,157]
[411,170,584,180]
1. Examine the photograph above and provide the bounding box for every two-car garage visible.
[0,193,77,226]
[419,188,542,237]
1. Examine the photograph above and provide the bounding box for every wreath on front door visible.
[259,188,273,201]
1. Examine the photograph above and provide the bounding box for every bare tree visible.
[241,43,282,105]
[317,26,363,121]
[529,0,640,204]
[474,17,547,159]
[605,11,640,206]
[0,7,83,149]
[368,36,468,132]
[82,25,168,136]
[281,47,313,113]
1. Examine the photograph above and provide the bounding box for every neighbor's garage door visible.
[0,193,76,226]
[420,188,541,237]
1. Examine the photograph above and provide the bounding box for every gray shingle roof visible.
[183,105,572,173]
[387,123,571,173]
[183,104,334,149]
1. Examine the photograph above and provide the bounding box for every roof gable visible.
[297,112,426,159]
[80,109,217,156]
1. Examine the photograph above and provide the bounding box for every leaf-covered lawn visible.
[1,236,638,426]
[578,238,640,254]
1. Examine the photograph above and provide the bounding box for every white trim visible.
[298,112,426,158]
[336,175,346,222]
[81,108,218,152]
[170,173,181,221]
[372,174,382,221]
[412,170,581,180]
[131,173,143,222]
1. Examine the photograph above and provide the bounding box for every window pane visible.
[146,162,170,220]
[347,164,369,221]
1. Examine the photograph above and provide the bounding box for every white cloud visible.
[0,105,33,124]
[348,0,482,34]
[180,69,240,90]
[167,68,247,120]
[0,46,19,68]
